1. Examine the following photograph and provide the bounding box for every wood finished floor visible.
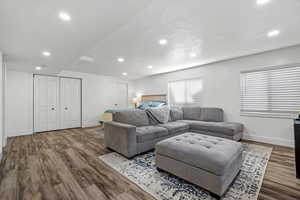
[0,127,299,200]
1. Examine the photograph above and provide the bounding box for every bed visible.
[100,94,167,124]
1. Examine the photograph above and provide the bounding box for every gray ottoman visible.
[155,132,243,198]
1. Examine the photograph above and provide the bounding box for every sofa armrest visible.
[104,121,137,158]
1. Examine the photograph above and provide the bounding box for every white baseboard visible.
[8,129,33,137]
[82,120,100,128]
[243,134,294,148]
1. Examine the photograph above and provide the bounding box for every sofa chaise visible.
[104,106,243,158]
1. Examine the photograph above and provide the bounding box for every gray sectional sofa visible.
[104,106,243,158]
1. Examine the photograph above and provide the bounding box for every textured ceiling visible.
[1,0,300,79]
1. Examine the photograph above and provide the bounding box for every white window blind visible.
[168,78,203,106]
[240,65,300,118]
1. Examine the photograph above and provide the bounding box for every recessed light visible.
[122,72,127,76]
[118,57,125,62]
[267,30,280,37]
[189,53,197,58]
[35,66,42,70]
[257,0,270,5]
[59,12,71,21]
[80,56,95,63]
[147,65,153,69]
[42,51,51,57]
[159,39,168,45]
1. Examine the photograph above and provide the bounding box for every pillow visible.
[200,107,224,122]
[170,107,183,121]
[149,101,166,107]
[182,107,202,120]
[137,102,151,110]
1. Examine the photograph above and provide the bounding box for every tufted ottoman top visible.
[155,132,243,176]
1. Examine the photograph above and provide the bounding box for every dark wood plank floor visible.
[0,127,299,200]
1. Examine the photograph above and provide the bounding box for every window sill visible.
[240,111,297,119]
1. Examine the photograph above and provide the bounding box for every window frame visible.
[167,77,203,106]
[240,63,300,119]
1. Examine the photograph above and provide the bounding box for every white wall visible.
[6,70,33,137]
[0,52,3,157]
[5,69,133,137]
[133,45,300,147]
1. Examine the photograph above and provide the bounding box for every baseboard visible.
[243,134,294,148]
[82,120,100,128]
[8,129,33,137]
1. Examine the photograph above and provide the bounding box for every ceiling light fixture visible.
[59,12,71,21]
[118,57,125,62]
[267,29,280,37]
[257,0,270,5]
[35,66,42,70]
[80,56,95,63]
[147,65,153,69]
[42,51,51,57]
[189,53,197,58]
[159,39,168,45]
[122,72,127,76]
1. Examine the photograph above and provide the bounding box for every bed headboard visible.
[141,94,167,102]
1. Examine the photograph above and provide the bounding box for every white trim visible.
[82,120,100,128]
[8,130,33,137]
[243,133,294,147]
[241,62,300,73]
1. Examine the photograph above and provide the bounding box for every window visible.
[240,64,300,118]
[168,78,203,106]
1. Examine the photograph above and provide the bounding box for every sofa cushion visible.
[158,121,189,134]
[182,107,201,120]
[170,107,183,121]
[156,133,243,176]
[179,120,243,136]
[136,126,168,143]
[200,107,224,122]
[113,110,149,127]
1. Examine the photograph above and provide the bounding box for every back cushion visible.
[170,107,183,121]
[200,107,224,122]
[113,110,149,127]
[182,107,202,120]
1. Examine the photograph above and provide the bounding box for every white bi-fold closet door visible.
[34,75,60,132]
[34,75,81,132]
[60,77,81,129]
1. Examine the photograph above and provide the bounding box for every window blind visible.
[168,78,203,106]
[240,65,300,117]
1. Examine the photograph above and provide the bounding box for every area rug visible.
[99,144,272,200]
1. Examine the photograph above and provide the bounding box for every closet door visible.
[34,75,59,132]
[47,77,60,131]
[60,78,81,129]
[114,82,128,109]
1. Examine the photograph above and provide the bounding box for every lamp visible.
[132,97,138,108]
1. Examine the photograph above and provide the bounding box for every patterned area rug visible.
[99,144,272,200]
